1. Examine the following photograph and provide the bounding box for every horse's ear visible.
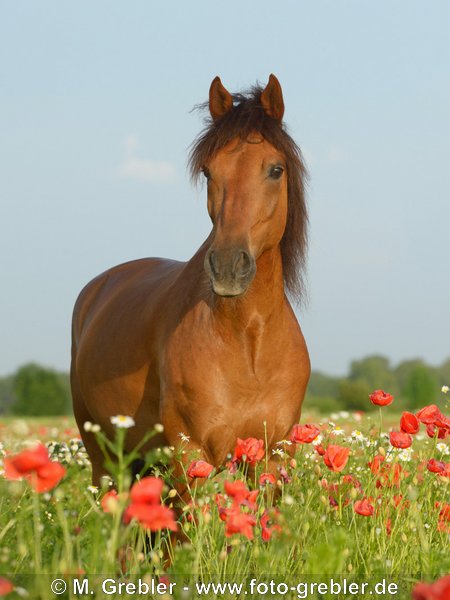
[209,76,233,120]
[260,74,284,121]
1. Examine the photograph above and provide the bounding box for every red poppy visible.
[259,473,276,486]
[224,480,258,510]
[4,443,66,493]
[130,477,163,505]
[416,404,441,424]
[369,390,394,407]
[0,577,13,596]
[101,489,119,513]
[389,431,413,449]
[368,454,385,475]
[260,509,282,541]
[186,460,214,478]
[290,423,320,444]
[224,508,256,540]
[426,423,449,440]
[354,498,374,516]
[315,444,326,456]
[400,411,419,434]
[123,476,177,531]
[427,459,446,474]
[412,575,450,600]
[323,445,350,472]
[232,438,265,465]
[125,503,178,532]
[437,503,450,522]
[386,518,392,536]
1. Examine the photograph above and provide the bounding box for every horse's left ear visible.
[260,74,284,121]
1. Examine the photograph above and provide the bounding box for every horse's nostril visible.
[235,251,251,277]
[208,251,218,277]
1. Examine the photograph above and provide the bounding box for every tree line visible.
[304,355,450,413]
[0,355,448,416]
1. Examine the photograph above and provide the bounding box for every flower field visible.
[0,390,449,599]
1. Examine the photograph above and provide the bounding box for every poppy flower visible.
[130,477,163,505]
[427,459,446,474]
[260,509,282,541]
[426,423,449,440]
[354,498,374,516]
[315,444,326,456]
[224,480,258,510]
[101,489,119,513]
[323,445,350,472]
[232,438,265,465]
[400,412,419,434]
[389,431,413,449]
[125,503,178,531]
[0,577,13,596]
[4,443,66,493]
[289,423,320,444]
[416,404,441,424]
[259,473,276,486]
[369,390,394,407]
[368,454,385,475]
[123,476,177,532]
[186,460,214,478]
[224,508,256,540]
[386,518,392,536]
[436,502,450,522]
[412,575,450,600]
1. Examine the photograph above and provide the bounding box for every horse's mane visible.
[188,84,308,302]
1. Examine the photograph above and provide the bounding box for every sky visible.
[1,1,449,378]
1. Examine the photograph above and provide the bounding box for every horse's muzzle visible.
[204,247,256,297]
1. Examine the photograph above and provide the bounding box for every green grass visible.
[0,401,449,599]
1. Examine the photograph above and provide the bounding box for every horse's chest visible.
[161,319,306,457]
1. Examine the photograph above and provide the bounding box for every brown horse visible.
[71,74,310,489]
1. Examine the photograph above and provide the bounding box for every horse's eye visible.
[201,167,211,180]
[269,165,284,180]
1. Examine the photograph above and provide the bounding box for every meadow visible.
[0,390,449,600]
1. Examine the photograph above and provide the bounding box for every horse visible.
[70,74,310,493]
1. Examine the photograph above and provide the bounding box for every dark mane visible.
[188,84,308,301]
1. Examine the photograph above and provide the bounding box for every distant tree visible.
[0,375,16,415]
[437,358,450,388]
[402,364,438,410]
[12,363,70,416]
[349,355,398,396]
[394,358,428,391]
[337,379,372,411]
[307,371,340,398]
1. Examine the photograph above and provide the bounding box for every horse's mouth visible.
[210,280,250,298]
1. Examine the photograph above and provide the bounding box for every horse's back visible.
[72,257,182,345]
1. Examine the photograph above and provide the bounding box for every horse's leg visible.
[71,377,108,486]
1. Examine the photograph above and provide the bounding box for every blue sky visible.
[1,1,449,377]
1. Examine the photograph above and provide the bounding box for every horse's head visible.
[200,75,287,297]
[190,75,308,299]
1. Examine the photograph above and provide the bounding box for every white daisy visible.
[110,415,135,429]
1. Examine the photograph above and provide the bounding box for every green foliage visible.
[11,363,70,416]
[349,355,398,396]
[402,364,439,410]
[0,374,15,415]
[336,378,372,411]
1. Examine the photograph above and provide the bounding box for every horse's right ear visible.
[209,76,233,120]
